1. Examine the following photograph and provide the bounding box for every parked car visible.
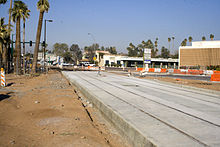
[62,63,74,66]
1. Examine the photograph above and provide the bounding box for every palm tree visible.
[154,38,158,57]
[168,37,171,50]
[7,0,13,72]
[0,18,10,70]
[22,5,30,74]
[32,0,50,73]
[0,0,7,4]
[210,34,214,41]
[188,36,193,45]
[184,38,187,45]
[11,0,27,74]
[202,36,206,41]
[0,17,8,67]
[171,37,175,50]
[8,0,13,32]
[0,0,13,72]
[181,41,186,46]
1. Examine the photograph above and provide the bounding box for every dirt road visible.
[0,71,128,147]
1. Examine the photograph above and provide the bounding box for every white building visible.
[95,50,178,68]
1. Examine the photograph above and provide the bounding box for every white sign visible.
[144,48,151,64]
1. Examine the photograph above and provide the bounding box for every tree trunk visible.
[0,43,3,68]
[32,11,44,74]
[23,20,25,74]
[7,0,13,73]
[14,18,21,75]
[3,43,8,70]
[8,0,12,30]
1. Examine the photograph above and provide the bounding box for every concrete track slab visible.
[62,71,220,147]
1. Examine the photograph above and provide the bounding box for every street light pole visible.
[88,33,97,65]
[88,33,96,43]
[44,19,53,72]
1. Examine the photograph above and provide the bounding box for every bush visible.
[111,63,116,67]
[207,65,220,70]
[116,64,122,67]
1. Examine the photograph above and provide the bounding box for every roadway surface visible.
[63,71,220,147]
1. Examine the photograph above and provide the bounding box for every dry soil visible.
[0,70,129,147]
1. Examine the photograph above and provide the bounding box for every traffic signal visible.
[42,41,45,47]
[30,41,32,46]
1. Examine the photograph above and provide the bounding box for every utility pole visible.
[44,19,53,72]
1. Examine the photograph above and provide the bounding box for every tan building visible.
[179,41,220,69]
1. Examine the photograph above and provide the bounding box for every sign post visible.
[144,48,151,70]
[93,56,96,65]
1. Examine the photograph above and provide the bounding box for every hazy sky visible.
[1,0,220,54]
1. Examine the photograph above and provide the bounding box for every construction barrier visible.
[87,66,105,71]
[188,70,203,75]
[173,69,181,74]
[148,68,155,72]
[160,69,167,73]
[180,69,188,74]
[136,68,220,81]
[211,73,220,81]
[213,71,220,74]
[137,67,144,71]
[154,68,161,73]
[203,70,214,75]
[1,68,5,87]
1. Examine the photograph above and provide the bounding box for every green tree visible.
[161,46,170,58]
[11,0,28,74]
[62,52,72,63]
[184,38,187,45]
[181,40,186,46]
[154,38,159,57]
[171,50,179,59]
[127,43,138,57]
[70,44,82,64]
[0,0,7,4]
[84,43,98,62]
[53,43,68,56]
[0,17,10,68]
[100,46,105,51]
[202,36,206,41]
[1,0,13,72]
[137,43,144,57]
[22,4,30,74]
[210,34,214,40]
[142,40,156,57]
[168,37,171,50]
[106,46,117,54]
[32,0,50,73]
[188,36,193,45]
